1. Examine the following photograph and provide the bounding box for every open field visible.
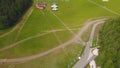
[0,43,83,68]
[0,0,120,68]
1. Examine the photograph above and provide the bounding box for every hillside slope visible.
[96,17,120,68]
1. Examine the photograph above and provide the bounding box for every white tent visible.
[51,4,58,8]
[51,3,58,11]
[102,0,109,2]
[52,7,58,11]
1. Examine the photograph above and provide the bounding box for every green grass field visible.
[0,0,120,68]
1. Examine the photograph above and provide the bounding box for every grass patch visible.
[55,30,73,43]
[0,43,83,68]
[0,33,59,58]
[0,31,17,48]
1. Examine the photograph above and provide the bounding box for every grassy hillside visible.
[96,17,120,68]
[0,0,120,68]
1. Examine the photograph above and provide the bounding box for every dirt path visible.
[0,27,80,52]
[0,32,49,51]
[14,8,34,41]
[43,28,80,33]
[0,23,19,38]
[0,19,106,63]
[50,11,84,44]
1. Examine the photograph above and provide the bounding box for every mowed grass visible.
[0,28,12,35]
[55,30,73,43]
[0,31,17,48]
[0,33,60,58]
[0,43,83,68]
[0,0,120,68]
[17,8,66,41]
[0,29,75,58]
[1,0,119,49]
[92,0,120,13]
[16,8,50,40]
[54,0,115,27]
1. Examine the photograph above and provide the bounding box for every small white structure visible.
[51,3,58,11]
[92,48,99,56]
[89,60,96,68]
[78,57,81,60]
[102,0,109,2]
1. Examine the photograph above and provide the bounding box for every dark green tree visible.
[0,0,33,29]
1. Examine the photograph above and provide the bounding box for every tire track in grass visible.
[0,32,49,52]
[0,7,34,51]
[40,10,63,44]
[41,10,71,61]
[0,25,18,38]
[0,17,106,52]
[43,28,80,33]
[88,0,120,16]
[0,7,34,39]
[0,9,65,51]
[0,27,80,52]
[49,10,85,45]
[0,19,107,63]
[14,8,34,41]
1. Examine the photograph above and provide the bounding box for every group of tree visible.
[96,17,120,68]
[0,0,33,29]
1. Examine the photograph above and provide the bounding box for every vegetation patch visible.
[0,0,33,29]
[96,17,120,68]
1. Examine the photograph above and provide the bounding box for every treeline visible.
[96,17,120,68]
[0,0,33,29]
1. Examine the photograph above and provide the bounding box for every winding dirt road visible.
[0,18,106,63]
